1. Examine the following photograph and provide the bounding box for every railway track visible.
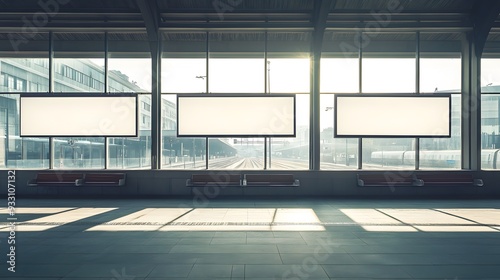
[163,156,369,170]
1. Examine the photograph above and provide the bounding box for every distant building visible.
[0,58,177,167]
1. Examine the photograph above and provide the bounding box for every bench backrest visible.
[417,173,474,182]
[36,173,83,183]
[191,174,240,184]
[84,173,125,183]
[245,174,295,184]
[357,173,414,183]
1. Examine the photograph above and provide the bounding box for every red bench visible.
[76,173,126,187]
[357,173,423,187]
[27,173,83,187]
[415,173,483,187]
[28,172,126,187]
[243,174,300,187]
[186,174,300,187]
[186,174,241,187]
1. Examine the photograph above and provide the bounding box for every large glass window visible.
[52,33,107,169]
[482,56,500,168]
[0,58,49,93]
[419,33,462,169]
[268,94,309,170]
[161,32,310,170]
[420,95,461,169]
[482,58,500,159]
[0,29,469,171]
[108,58,151,93]
[420,58,461,93]
[362,58,415,93]
[266,32,311,169]
[162,59,206,93]
[209,32,265,94]
[0,33,50,168]
[161,95,206,169]
[482,31,500,169]
[320,94,358,169]
[162,32,206,93]
[320,32,360,170]
[321,32,359,93]
[53,33,105,92]
[481,59,500,89]
[362,138,415,169]
[162,32,207,169]
[361,33,416,169]
[53,137,104,169]
[0,33,50,93]
[321,58,359,93]
[362,33,416,93]
[107,33,152,169]
[481,94,500,169]
[207,32,265,169]
[267,58,309,93]
[107,95,151,169]
[321,32,462,170]
[0,94,49,168]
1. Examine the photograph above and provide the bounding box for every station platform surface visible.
[1,197,499,279]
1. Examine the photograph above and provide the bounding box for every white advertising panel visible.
[334,95,451,137]
[20,95,137,137]
[177,95,295,137]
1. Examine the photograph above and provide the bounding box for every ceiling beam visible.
[136,0,160,41]
[160,21,313,31]
[0,21,145,31]
[313,0,333,31]
[471,0,500,56]
[312,0,334,51]
[325,21,472,31]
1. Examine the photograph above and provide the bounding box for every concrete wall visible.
[1,169,500,198]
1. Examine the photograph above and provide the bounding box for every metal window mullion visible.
[157,39,163,169]
[415,31,420,170]
[150,37,161,169]
[310,33,322,171]
[357,31,362,169]
[48,31,54,169]
[104,32,109,94]
[471,39,481,170]
[461,34,471,169]
[104,32,109,169]
[264,31,268,170]
[205,32,209,169]
[206,31,209,94]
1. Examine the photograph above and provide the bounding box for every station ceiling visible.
[0,0,496,31]
[0,0,499,52]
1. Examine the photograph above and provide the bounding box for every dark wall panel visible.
[2,170,500,198]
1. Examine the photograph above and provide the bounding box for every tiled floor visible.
[1,198,500,279]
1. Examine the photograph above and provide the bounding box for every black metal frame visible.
[333,93,452,138]
[19,93,138,138]
[1,0,500,171]
[176,93,296,138]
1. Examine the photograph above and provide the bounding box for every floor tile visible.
[64,264,155,278]
[322,264,412,278]
[245,264,329,278]
[188,264,232,278]
[147,264,193,278]
[6,198,500,280]
[195,253,283,264]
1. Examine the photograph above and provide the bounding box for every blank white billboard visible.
[20,95,137,137]
[334,94,451,137]
[177,95,295,137]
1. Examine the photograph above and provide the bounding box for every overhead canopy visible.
[0,0,495,58]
